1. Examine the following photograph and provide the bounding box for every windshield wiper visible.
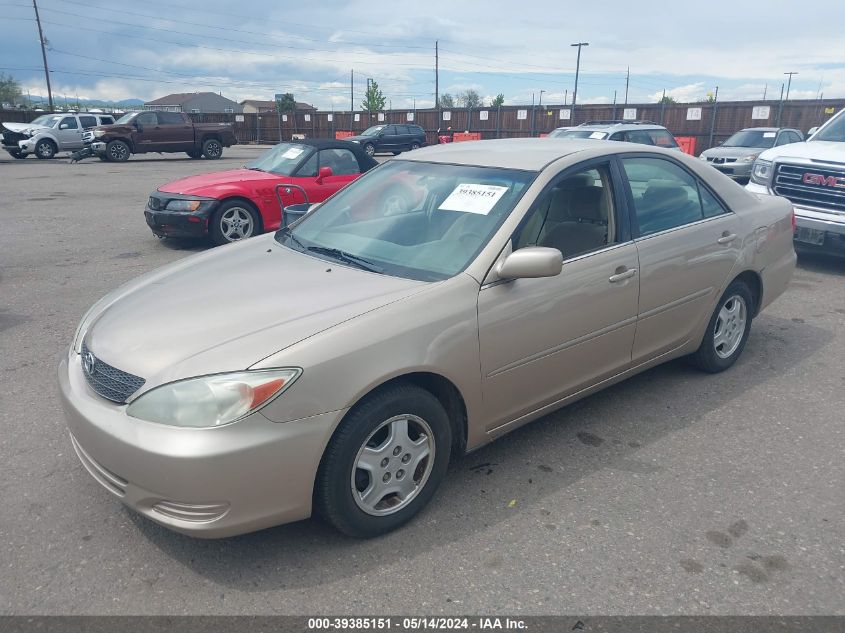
[305,246,384,273]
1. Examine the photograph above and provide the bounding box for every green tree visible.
[490,93,505,107]
[361,80,386,113]
[0,73,22,105]
[276,93,297,132]
[437,93,454,109]
[704,92,716,103]
[658,94,677,104]
[457,89,482,108]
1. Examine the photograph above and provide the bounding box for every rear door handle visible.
[717,232,737,244]
[609,268,637,283]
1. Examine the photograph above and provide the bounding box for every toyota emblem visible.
[82,351,96,376]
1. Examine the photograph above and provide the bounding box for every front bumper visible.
[747,182,845,254]
[705,160,753,180]
[58,352,342,537]
[145,204,212,238]
[90,141,107,154]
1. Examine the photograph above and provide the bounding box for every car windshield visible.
[361,125,385,137]
[30,114,63,127]
[722,130,777,148]
[547,128,572,138]
[113,112,138,124]
[245,143,312,175]
[554,129,608,139]
[812,114,845,142]
[276,160,537,281]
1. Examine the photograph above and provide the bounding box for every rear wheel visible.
[209,200,259,245]
[315,383,452,538]
[689,280,753,373]
[35,139,57,159]
[410,141,421,150]
[202,138,223,159]
[105,140,130,162]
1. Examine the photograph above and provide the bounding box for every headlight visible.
[750,159,773,186]
[350,139,360,143]
[740,153,759,163]
[165,199,205,212]
[699,154,708,160]
[126,369,302,427]
[93,130,106,138]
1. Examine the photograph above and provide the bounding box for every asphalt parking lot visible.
[1,146,843,616]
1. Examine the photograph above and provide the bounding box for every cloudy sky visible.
[3,0,844,108]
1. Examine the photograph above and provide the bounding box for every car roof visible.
[572,123,668,132]
[738,127,780,132]
[283,138,379,170]
[397,137,653,170]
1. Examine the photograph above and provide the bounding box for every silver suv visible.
[548,120,681,150]
[1,112,115,159]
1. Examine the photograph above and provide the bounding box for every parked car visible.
[747,109,845,255]
[699,127,803,182]
[1,112,115,159]
[145,139,378,245]
[60,138,795,539]
[86,111,236,162]
[549,120,681,150]
[346,123,427,157]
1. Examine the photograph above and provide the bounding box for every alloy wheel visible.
[220,207,254,241]
[713,294,747,359]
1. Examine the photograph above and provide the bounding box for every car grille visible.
[2,131,24,146]
[80,342,145,403]
[710,157,737,164]
[773,163,845,215]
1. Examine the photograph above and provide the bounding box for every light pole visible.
[784,71,798,101]
[539,89,546,108]
[570,42,589,109]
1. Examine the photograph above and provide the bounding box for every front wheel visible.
[35,140,57,159]
[105,140,130,162]
[315,383,452,538]
[202,138,223,159]
[363,143,375,157]
[689,280,753,373]
[209,200,259,245]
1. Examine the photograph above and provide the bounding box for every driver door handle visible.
[609,267,637,283]
[717,232,737,244]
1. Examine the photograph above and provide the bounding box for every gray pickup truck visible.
[1,112,115,159]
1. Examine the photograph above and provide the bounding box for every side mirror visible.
[59,123,69,130]
[807,127,818,137]
[316,166,333,184]
[497,247,562,280]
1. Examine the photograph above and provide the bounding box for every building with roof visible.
[240,99,317,114]
[143,92,243,114]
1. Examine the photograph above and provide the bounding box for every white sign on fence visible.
[623,108,637,120]
[752,106,771,120]
[282,114,288,122]
[354,113,360,122]
[304,114,311,122]
[442,111,451,121]
[378,113,385,121]
[406,112,414,121]
[559,109,571,120]
[479,110,489,121]
[686,107,702,121]
[327,114,333,122]
[517,109,528,120]
[235,115,244,122]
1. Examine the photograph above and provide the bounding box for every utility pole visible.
[775,83,785,126]
[762,84,767,100]
[784,71,797,101]
[612,89,617,120]
[570,42,589,108]
[708,86,719,148]
[350,69,354,113]
[660,89,666,124]
[624,66,629,105]
[435,40,439,111]
[539,89,545,108]
[32,0,53,112]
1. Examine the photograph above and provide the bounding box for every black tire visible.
[98,155,109,161]
[410,141,421,150]
[34,139,57,159]
[8,150,26,159]
[363,143,375,158]
[209,199,260,245]
[202,138,223,159]
[689,280,754,373]
[315,383,452,538]
[105,140,130,162]
[186,149,202,159]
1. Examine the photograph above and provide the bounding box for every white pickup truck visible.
[746,109,845,255]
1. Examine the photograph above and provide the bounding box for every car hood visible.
[701,146,763,158]
[83,234,426,391]
[158,169,281,197]
[344,135,368,143]
[2,122,50,135]
[93,124,136,135]
[759,140,845,163]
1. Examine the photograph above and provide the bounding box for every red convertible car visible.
[145,139,378,245]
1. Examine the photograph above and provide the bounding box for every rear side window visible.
[79,116,97,128]
[622,157,707,236]
[157,112,184,124]
[646,129,678,147]
[624,130,655,145]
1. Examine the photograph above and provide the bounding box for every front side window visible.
[646,129,679,147]
[622,157,713,236]
[136,112,157,126]
[277,161,536,281]
[514,165,615,259]
[318,148,360,175]
[60,117,78,129]
[247,143,313,176]
[157,112,184,124]
[624,130,655,145]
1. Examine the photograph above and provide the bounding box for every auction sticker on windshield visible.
[282,147,305,159]
[438,183,509,215]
